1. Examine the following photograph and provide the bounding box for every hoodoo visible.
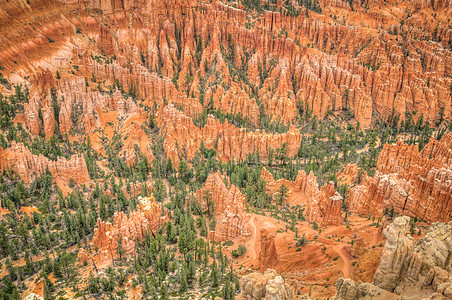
[0,0,450,298]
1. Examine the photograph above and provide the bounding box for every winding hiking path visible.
[332,244,353,278]
[247,215,258,260]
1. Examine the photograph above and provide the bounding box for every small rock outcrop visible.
[23,294,44,300]
[259,228,278,268]
[306,182,343,226]
[336,164,360,185]
[77,248,88,264]
[240,269,293,300]
[334,277,394,300]
[351,237,367,258]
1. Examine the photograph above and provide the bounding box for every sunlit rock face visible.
[240,269,294,300]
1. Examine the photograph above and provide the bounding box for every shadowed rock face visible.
[334,216,452,299]
[240,269,293,300]
[348,133,452,223]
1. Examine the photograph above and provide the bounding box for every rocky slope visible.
[334,216,452,299]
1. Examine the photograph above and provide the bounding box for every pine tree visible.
[166,222,177,243]
[24,250,33,275]
[180,263,188,292]
[210,260,219,287]
[160,283,168,300]
[188,260,196,283]
[6,257,17,281]
[116,234,126,261]
[43,274,54,299]
[276,184,289,206]
[222,278,233,300]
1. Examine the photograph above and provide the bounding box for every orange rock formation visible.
[336,163,360,186]
[261,168,342,225]
[259,228,279,268]
[0,0,449,133]
[306,183,343,226]
[348,134,452,223]
[0,141,89,185]
[93,195,166,260]
[158,105,302,165]
[195,172,250,242]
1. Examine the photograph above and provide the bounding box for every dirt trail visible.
[247,216,258,260]
[332,244,352,278]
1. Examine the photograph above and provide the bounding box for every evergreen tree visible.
[116,234,126,261]
[180,263,188,292]
[210,260,219,287]
[276,184,289,206]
